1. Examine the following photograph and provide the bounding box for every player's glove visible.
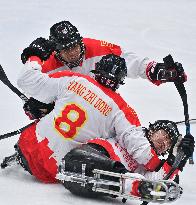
[147,61,187,85]
[23,97,55,120]
[166,134,194,171]
[178,134,195,158]
[21,37,56,64]
[166,153,186,171]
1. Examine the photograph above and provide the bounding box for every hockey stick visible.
[0,64,35,140]
[176,118,196,125]
[163,54,193,164]
[0,64,28,102]
[141,55,192,205]
[0,121,35,141]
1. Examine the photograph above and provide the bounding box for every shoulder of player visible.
[41,53,64,73]
[28,53,64,73]
[83,38,122,59]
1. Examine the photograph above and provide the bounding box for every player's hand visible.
[21,37,56,64]
[147,61,187,85]
[23,97,54,120]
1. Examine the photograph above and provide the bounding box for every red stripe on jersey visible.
[144,148,161,171]
[88,138,120,161]
[18,123,58,183]
[28,38,122,73]
[146,61,162,86]
[49,71,141,127]
[29,53,64,73]
[83,38,122,59]
[41,53,64,73]
[29,56,43,65]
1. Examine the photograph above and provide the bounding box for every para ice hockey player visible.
[20,20,187,120]
[56,119,193,202]
[3,54,191,203]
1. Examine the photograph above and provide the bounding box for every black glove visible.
[21,37,56,64]
[148,62,187,84]
[166,134,195,171]
[178,134,195,158]
[23,98,55,120]
[166,153,187,171]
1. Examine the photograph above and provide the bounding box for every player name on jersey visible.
[68,80,112,116]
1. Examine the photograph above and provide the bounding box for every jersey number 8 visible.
[54,103,87,139]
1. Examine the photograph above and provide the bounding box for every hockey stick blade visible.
[0,64,9,83]
[0,64,28,102]
[176,118,196,125]
[0,121,35,141]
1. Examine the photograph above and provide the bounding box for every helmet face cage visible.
[50,21,85,68]
[147,120,180,155]
[55,42,85,69]
[95,74,121,91]
[94,54,127,91]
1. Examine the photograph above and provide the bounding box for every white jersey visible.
[17,60,178,183]
[17,60,160,182]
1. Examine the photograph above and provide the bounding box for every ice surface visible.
[0,0,196,204]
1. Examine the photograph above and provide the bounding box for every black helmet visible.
[50,21,82,50]
[147,120,181,155]
[92,54,127,91]
[49,21,85,68]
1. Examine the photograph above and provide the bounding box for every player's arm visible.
[112,110,160,172]
[115,125,179,181]
[121,50,187,85]
[17,60,72,119]
[17,60,60,103]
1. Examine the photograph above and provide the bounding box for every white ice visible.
[0,0,196,204]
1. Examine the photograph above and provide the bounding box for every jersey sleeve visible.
[115,123,160,169]
[111,100,159,171]
[17,59,69,103]
[83,38,122,59]
[25,54,64,74]
[120,48,152,80]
